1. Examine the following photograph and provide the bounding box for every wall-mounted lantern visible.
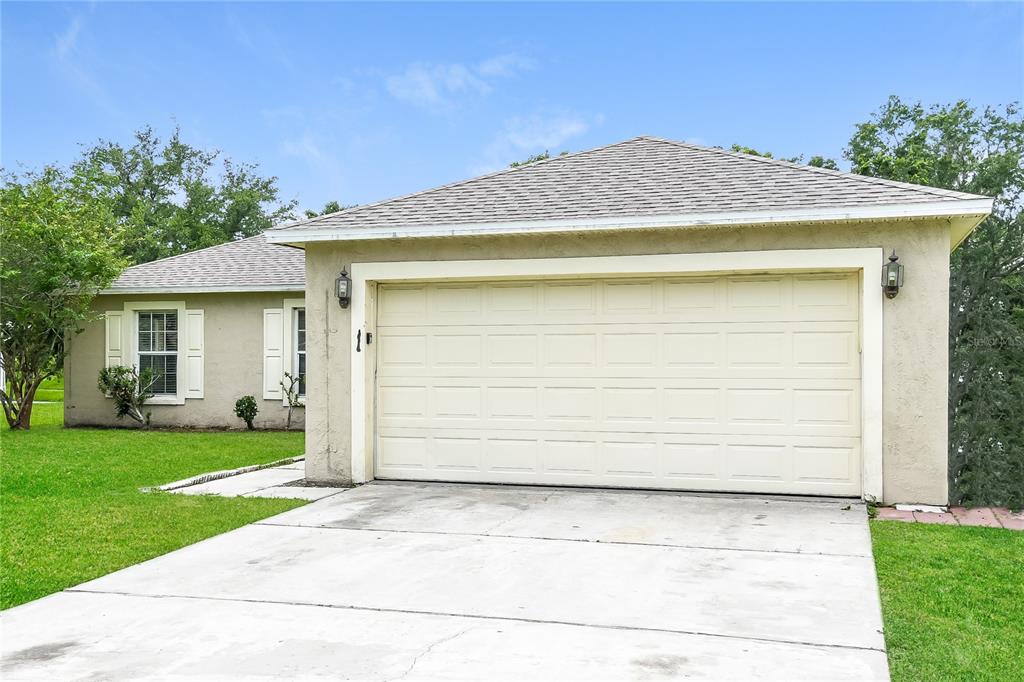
[881,251,904,299]
[336,268,352,308]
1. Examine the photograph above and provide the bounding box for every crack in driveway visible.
[64,588,887,654]
[385,627,476,681]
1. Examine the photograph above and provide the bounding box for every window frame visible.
[136,310,180,397]
[293,307,306,398]
[123,301,188,405]
[281,298,306,405]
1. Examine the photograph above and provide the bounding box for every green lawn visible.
[1,402,306,610]
[871,521,1024,682]
[33,375,65,403]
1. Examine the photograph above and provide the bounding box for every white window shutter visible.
[105,311,124,367]
[263,309,284,400]
[184,309,204,399]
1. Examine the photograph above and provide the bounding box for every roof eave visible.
[100,283,305,295]
[265,198,994,252]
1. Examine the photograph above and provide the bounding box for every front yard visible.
[871,520,1024,682]
[1,402,306,610]
[4,398,1022,682]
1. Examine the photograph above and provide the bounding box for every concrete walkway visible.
[165,459,347,501]
[1,483,889,681]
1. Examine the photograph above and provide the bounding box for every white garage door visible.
[375,273,862,496]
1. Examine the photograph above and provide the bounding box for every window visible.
[138,311,178,395]
[294,308,306,396]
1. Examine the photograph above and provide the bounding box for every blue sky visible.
[3,2,1022,213]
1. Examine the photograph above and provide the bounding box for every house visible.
[267,136,991,505]
[65,233,307,429]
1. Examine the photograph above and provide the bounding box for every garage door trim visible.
[350,248,884,501]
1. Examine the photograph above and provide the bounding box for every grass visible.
[1,401,306,610]
[871,520,1024,682]
[2,375,65,403]
[33,375,65,403]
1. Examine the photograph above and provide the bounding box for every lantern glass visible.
[881,252,904,298]
[336,270,352,308]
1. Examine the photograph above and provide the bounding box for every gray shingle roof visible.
[272,136,986,236]
[107,233,304,292]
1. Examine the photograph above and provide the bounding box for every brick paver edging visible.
[874,506,1024,530]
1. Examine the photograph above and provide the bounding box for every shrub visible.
[280,371,303,430]
[234,395,259,430]
[97,365,154,426]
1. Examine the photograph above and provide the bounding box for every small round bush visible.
[234,395,259,430]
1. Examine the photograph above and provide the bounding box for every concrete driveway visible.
[1,482,889,681]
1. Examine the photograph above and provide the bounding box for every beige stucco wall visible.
[65,292,305,430]
[303,219,953,505]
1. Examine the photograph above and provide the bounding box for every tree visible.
[304,200,349,219]
[847,97,1024,506]
[280,372,302,430]
[509,150,568,168]
[76,126,297,264]
[727,144,838,169]
[0,166,126,429]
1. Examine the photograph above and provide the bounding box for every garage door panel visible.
[431,386,482,420]
[375,428,861,495]
[377,378,860,438]
[792,274,858,312]
[377,435,428,471]
[543,333,598,368]
[376,273,862,496]
[377,333,427,369]
[431,436,482,472]
[603,279,657,313]
[431,284,483,316]
[377,385,428,419]
[486,386,539,421]
[486,334,538,367]
[603,440,659,477]
[603,387,658,423]
[543,281,598,314]
[380,277,858,327]
[432,334,483,367]
[663,441,723,480]
[377,321,858,380]
[541,387,599,423]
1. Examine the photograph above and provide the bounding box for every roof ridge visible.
[639,136,982,201]
[274,137,651,232]
[120,233,270,273]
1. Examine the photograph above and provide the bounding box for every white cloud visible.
[54,16,82,59]
[386,63,489,110]
[50,14,121,117]
[500,114,590,151]
[476,53,535,78]
[474,112,598,174]
[385,53,533,111]
[281,131,328,163]
[280,132,347,212]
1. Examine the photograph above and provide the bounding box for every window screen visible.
[138,311,178,395]
[295,308,306,396]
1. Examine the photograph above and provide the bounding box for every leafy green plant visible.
[847,98,1024,508]
[234,395,259,430]
[1,165,125,429]
[97,365,155,426]
[75,125,297,264]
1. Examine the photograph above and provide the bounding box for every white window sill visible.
[148,395,182,406]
